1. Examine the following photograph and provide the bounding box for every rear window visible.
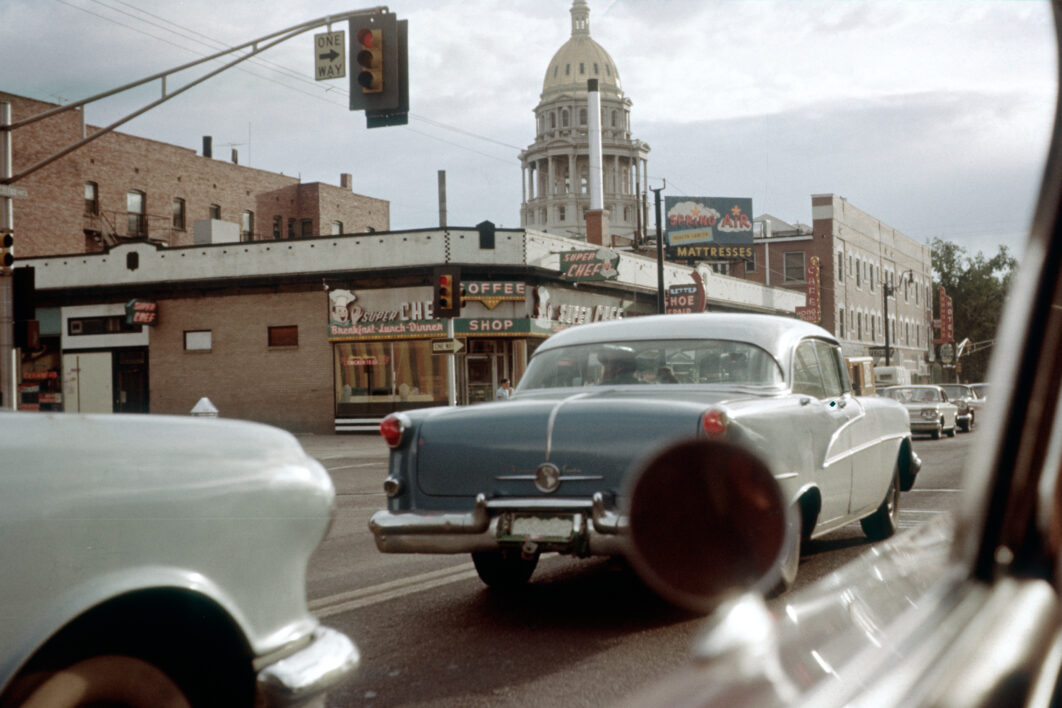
[517,339,784,391]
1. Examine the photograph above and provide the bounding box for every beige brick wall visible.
[149,290,334,433]
[2,91,389,258]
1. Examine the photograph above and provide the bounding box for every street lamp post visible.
[883,268,914,368]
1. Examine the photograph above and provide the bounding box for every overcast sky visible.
[2,0,1056,260]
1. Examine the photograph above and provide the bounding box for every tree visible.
[931,237,1017,383]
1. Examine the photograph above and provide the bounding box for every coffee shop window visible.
[333,341,448,407]
[268,325,298,348]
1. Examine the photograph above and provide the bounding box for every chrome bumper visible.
[256,626,360,708]
[369,492,628,555]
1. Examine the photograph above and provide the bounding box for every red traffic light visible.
[356,27,383,93]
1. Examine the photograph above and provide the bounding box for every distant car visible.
[969,382,990,400]
[0,413,359,707]
[939,383,984,432]
[879,384,959,439]
[369,313,919,593]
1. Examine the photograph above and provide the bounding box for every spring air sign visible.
[665,196,754,260]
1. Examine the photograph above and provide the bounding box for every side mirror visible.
[624,439,793,614]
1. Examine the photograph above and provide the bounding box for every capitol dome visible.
[541,0,623,100]
[519,1,649,245]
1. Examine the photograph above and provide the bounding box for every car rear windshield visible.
[882,387,942,403]
[517,339,784,390]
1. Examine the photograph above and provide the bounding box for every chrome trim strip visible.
[544,392,594,461]
[823,431,909,469]
[493,474,604,482]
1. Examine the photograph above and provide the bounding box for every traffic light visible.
[12,266,34,321]
[1,229,13,271]
[349,11,402,115]
[354,26,383,93]
[433,266,461,318]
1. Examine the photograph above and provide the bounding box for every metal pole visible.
[652,183,665,314]
[1,102,15,410]
[883,283,891,366]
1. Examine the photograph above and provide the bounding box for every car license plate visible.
[501,515,574,541]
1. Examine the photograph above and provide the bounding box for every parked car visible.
[620,10,1062,705]
[939,383,984,432]
[969,382,990,401]
[370,314,919,593]
[0,413,359,707]
[879,384,959,438]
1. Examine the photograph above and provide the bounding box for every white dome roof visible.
[541,1,623,100]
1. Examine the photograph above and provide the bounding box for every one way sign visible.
[314,31,346,80]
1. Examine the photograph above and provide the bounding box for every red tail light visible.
[380,413,409,448]
[702,408,729,436]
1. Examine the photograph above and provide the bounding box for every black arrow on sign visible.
[319,49,340,61]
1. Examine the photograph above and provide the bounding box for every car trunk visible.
[413,391,722,499]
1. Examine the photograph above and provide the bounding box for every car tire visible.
[931,419,943,439]
[767,506,802,597]
[861,471,900,541]
[6,655,191,708]
[968,413,975,431]
[472,548,539,589]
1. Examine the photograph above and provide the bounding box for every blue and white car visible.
[370,313,919,594]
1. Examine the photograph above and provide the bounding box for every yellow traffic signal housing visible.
[433,267,461,318]
[355,28,383,93]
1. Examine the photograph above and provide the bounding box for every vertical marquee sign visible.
[796,256,821,323]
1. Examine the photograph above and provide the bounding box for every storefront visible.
[328,279,630,432]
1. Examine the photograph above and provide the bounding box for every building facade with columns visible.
[519,0,650,244]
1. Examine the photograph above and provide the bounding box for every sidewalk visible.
[295,432,389,460]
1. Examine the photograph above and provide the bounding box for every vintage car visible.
[370,314,919,592]
[879,384,959,438]
[969,382,990,401]
[0,413,359,707]
[939,383,985,432]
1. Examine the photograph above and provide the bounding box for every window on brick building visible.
[209,204,221,220]
[783,251,805,282]
[331,221,343,235]
[268,325,298,347]
[300,219,313,238]
[288,218,296,239]
[84,182,99,216]
[745,250,756,273]
[273,216,282,240]
[837,252,843,282]
[172,198,186,230]
[127,190,146,238]
[241,210,254,241]
[184,330,212,352]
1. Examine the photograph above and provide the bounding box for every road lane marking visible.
[310,563,478,617]
[326,462,385,471]
[909,489,963,493]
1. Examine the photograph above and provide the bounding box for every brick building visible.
[1,91,388,258]
[745,194,935,379]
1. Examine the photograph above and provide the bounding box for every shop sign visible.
[560,249,619,282]
[344,356,386,366]
[796,256,821,323]
[666,272,707,314]
[665,197,753,259]
[330,319,447,340]
[329,288,435,326]
[935,287,954,344]
[125,299,158,326]
[463,281,526,309]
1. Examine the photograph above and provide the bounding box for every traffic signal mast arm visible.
[0,6,390,186]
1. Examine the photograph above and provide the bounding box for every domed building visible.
[519,0,650,243]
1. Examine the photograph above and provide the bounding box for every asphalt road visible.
[298,429,976,707]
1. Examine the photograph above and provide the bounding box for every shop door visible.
[62,352,113,413]
[466,353,507,404]
[115,349,149,413]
